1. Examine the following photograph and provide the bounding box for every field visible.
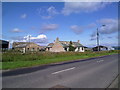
[1,50,119,70]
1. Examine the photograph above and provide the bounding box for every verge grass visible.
[1,50,119,70]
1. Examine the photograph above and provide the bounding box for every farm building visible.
[12,42,44,52]
[92,45,108,51]
[46,37,85,52]
[0,40,9,50]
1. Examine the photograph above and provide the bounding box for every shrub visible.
[2,50,119,62]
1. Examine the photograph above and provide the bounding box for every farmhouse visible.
[12,42,44,52]
[46,37,85,52]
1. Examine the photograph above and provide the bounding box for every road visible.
[2,54,118,88]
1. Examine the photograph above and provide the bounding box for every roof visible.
[0,40,9,44]
[13,42,34,45]
[72,42,83,47]
[47,41,84,48]
[47,43,54,47]
[93,45,108,48]
[13,42,40,48]
[60,41,84,47]
[15,44,27,48]
[61,43,68,47]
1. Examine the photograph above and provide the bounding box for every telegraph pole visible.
[96,25,106,51]
[28,35,31,43]
[97,28,99,51]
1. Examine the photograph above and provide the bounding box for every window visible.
[37,48,40,51]
[31,48,34,51]
[64,47,67,51]
[82,47,84,50]
[48,48,50,51]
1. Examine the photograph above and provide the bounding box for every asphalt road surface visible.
[2,54,118,88]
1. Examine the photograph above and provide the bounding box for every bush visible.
[2,50,119,62]
[69,46,75,51]
[69,41,75,51]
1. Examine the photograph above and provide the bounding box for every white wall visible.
[79,47,85,52]
[75,47,85,52]
[75,47,78,52]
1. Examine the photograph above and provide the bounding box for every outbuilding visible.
[0,40,9,50]
[92,45,108,51]
[12,42,43,53]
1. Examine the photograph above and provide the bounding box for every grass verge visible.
[1,50,119,70]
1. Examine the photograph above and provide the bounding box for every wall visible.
[50,42,65,52]
[75,47,85,52]
[26,43,41,51]
[80,47,85,52]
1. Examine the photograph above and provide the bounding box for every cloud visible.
[11,28,22,33]
[90,36,97,41]
[37,6,59,19]
[70,25,83,34]
[21,14,27,19]
[86,23,96,28]
[47,6,59,15]
[90,30,97,40]
[107,36,113,39]
[97,18,118,34]
[70,23,96,34]
[10,34,48,44]
[23,34,48,43]
[40,24,59,33]
[62,2,110,15]
[90,18,118,40]
[42,16,52,19]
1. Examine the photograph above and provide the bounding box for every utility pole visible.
[28,35,31,52]
[96,25,106,51]
[28,35,31,43]
[97,28,99,51]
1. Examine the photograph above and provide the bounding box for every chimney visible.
[56,37,59,42]
[77,40,80,43]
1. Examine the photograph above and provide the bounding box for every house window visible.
[32,48,34,51]
[82,47,84,50]
[27,48,29,50]
[48,48,50,51]
[64,47,67,51]
[37,48,40,51]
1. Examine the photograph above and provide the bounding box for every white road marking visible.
[97,60,104,62]
[52,67,76,75]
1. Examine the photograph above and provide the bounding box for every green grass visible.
[1,50,119,70]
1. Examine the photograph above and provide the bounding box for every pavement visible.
[2,54,119,88]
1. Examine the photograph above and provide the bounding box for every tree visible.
[69,41,75,51]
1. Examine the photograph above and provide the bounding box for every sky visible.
[2,1,118,47]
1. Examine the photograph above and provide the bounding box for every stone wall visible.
[50,42,65,52]
[26,43,42,51]
[13,42,42,52]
